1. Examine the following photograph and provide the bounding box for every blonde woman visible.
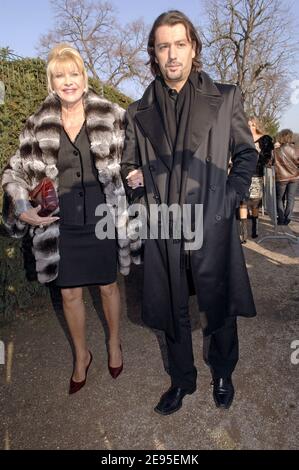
[2,44,130,393]
[239,117,273,242]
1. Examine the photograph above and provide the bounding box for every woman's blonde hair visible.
[47,43,88,93]
[248,116,265,136]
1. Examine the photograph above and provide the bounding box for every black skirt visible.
[55,224,117,288]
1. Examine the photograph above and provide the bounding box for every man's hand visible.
[19,205,60,227]
[126,169,144,189]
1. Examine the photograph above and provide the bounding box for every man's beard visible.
[165,68,183,82]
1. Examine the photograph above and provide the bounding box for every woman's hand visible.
[126,169,144,189]
[19,205,60,227]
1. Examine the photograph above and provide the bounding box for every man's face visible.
[154,23,195,90]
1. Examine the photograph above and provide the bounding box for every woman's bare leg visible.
[251,204,259,238]
[61,287,90,382]
[239,203,248,243]
[99,282,122,368]
[239,203,248,220]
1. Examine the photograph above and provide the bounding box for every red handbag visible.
[29,177,58,217]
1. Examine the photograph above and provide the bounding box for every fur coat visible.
[2,90,132,283]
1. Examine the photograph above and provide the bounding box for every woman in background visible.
[239,117,273,243]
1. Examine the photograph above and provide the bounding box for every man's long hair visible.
[147,10,203,77]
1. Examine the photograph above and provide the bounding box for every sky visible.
[1,0,299,130]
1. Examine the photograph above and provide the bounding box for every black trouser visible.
[166,268,239,391]
[276,181,298,223]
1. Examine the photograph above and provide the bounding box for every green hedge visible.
[0,227,47,325]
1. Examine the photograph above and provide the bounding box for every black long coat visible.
[121,71,258,340]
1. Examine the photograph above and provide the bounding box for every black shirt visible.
[57,124,105,225]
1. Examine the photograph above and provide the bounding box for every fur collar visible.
[20,90,125,190]
[3,90,134,281]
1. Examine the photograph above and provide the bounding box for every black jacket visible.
[255,135,274,177]
[121,71,258,340]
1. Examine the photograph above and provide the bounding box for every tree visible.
[200,0,298,124]
[0,47,15,60]
[37,0,150,92]
[104,19,151,90]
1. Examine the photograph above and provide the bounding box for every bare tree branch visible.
[36,0,149,92]
[200,0,299,122]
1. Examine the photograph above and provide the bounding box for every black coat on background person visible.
[121,71,258,341]
[255,134,274,177]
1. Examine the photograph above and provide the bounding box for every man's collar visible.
[158,71,199,96]
[137,70,220,110]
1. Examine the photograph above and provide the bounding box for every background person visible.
[274,128,299,225]
[239,117,273,243]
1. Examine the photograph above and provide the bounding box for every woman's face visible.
[51,61,85,105]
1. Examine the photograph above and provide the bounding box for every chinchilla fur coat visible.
[2,90,136,283]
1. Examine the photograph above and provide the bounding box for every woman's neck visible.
[252,131,263,142]
[61,99,85,123]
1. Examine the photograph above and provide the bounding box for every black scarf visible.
[154,72,198,206]
[154,72,200,274]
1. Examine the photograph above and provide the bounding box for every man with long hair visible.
[121,11,258,415]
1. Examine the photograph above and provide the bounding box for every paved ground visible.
[0,194,298,450]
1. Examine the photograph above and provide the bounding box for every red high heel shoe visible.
[108,345,123,379]
[69,350,93,395]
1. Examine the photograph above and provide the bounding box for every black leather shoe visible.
[212,376,234,409]
[154,386,196,416]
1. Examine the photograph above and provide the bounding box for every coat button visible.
[79,191,83,197]
[149,165,155,171]
[215,214,222,221]
[73,150,79,156]
[206,156,212,162]
[209,185,216,191]
[76,172,81,177]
